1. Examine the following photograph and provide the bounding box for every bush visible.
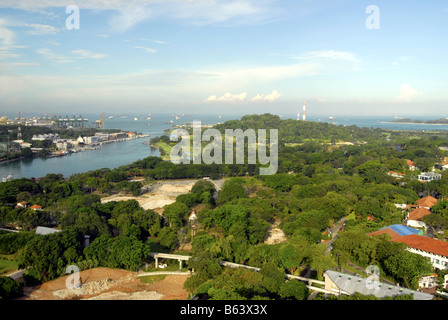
[0,276,22,300]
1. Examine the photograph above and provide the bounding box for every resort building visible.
[391,234,448,271]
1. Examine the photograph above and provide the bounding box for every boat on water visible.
[108,116,114,119]
[147,117,151,120]
[165,120,174,124]
[175,116,180,120]
[328,116,335,120]
[147,123,151,127]
[134,117,138,121]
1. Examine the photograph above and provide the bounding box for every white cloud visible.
[395,84,422,103]
[25,23,58,35]
[37,48,74,63]
[205,92,248,102]
[205,90,281,103]
[251,90,281,102]
[0,0,282,31]
[294,50,359,63]
[135,46,157,54]
[0,19,15,46]
[71,49,107,59]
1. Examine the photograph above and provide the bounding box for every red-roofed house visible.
[30,205,43,211]
[406,159,417,171]
[416,196,438,209]
[391,234,448,271]
[15,201,28,208]
[388,171,406,179]
[407,207,432,229]
[188,210,197,222]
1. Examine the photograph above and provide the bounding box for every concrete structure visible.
[149,252,191,270]
[323,270,433,300]
[35,226,62,235]
[84,136,100,145]
[391,234,448,271]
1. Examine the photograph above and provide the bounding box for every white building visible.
[418,172,442,182]
[84,136,100,144]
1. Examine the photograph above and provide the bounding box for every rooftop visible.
[324,270,433,300]
[368,224,422,239]
[416,196,438,208]
[391,234,448,258]
[35,226,62,235]
[408,207,432,221]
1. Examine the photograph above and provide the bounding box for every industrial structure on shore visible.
[297,101,307,121]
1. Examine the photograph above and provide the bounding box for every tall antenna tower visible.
[297,104,301,121]
[302,101,307,121]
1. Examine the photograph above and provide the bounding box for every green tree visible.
[279,280,308,300]
[383,251,433,289]
[0,276,22,300]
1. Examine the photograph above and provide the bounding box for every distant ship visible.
[147,123,151,127]
[147,117,151,120]
[175,116,180,120]
[328,116,335,120]
[134,117,138,121]
[108,116,114,119]
[165,120,174,124]
[218,115,222,119]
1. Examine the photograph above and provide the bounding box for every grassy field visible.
[0,257,18,276]
[151,141,173,160]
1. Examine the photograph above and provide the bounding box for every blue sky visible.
[0,0,447,116]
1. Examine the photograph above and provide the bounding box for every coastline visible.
[381,121,447,126]
[0,133,150,166]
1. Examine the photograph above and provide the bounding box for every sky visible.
[0,0,448,117]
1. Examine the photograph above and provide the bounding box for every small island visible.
[390,118,448,125]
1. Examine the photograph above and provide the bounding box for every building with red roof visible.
[416,196,438,209]
[391,234,448,271]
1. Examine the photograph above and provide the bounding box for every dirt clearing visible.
[21,267,190,300]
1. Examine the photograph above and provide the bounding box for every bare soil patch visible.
[101,180,198,210]
[21,267,189,300]
[265,218,287,245]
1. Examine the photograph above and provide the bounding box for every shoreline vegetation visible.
[387,118,448,125]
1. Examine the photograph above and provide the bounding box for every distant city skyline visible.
[0,1,447,116]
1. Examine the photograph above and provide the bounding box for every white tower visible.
[302,101,306,121]
[297,105,300,121]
